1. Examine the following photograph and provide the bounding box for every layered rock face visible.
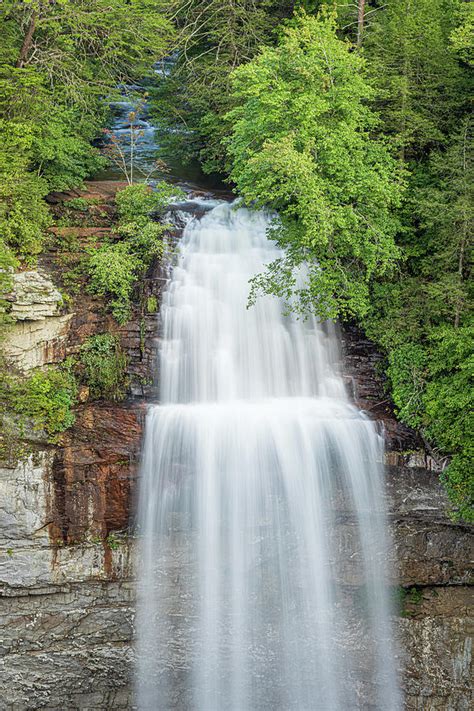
[1,446,471,709]
[2,271,73,371]
[0,186,472,710]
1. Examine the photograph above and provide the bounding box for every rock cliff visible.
[0,184,471,710]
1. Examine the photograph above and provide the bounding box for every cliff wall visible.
[0,185,471,710]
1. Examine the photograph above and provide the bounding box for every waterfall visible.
[136,201,401,710]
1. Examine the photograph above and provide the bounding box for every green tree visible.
[450,1,474,65]
[364,0,468,159]
[0,0,173,262]
[151,0,298,172]
[227,11,403,320]
[0,121,50,261]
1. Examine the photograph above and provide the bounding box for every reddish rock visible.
[49,402,145,547]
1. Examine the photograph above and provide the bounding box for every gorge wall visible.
[0,185,472,710]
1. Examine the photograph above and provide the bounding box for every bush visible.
[117,220,165,260]
[8,366,77,442]
[146,295,158,313]
[87,241,142,324]
[115,182,178,223]
[387,343,427,429]
[387,326,473,521]
[424,326,474,521]
[66,197,90,211]
[80,334,128,401]
[31,109,106,192]
[86,182,179,324]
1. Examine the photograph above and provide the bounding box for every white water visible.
[137,202,401,710]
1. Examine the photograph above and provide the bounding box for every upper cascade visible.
[159,202,345,404]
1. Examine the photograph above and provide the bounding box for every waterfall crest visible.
[137,202,401,710]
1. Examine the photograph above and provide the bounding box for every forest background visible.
[0,0,472,519]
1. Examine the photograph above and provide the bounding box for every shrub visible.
[117,220,165,260]
[80,334,128,401]
[115,182,178,223]
[387,343,427,429]
[387,326,473,522]
[87,241,142,324]
[85,182,179,324]
[66,197,90,211]
[8,366,77,442]
[146,295,158,313]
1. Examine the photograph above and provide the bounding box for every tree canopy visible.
[227,12,403,321]
[0,0,172,262]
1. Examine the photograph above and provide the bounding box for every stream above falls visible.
[94,58,224,194]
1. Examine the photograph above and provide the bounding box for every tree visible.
[364,0,467,159]
[0,0,173,262]
[450,1,474,66]
[227,11,403,320]
[0,120,50,261]
[3,1,172,97]
[150,0,298,172]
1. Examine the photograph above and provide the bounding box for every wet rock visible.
[341,322,419,452]
[49,402,144,546]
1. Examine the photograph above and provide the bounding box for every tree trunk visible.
[357,0,365,46]
[16,10,37,68]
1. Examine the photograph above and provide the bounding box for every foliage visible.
[0,1,173,263]
[227,11,403,320]
[87,242,142,324]
[3,365,78,443]
[0,120,51,262]
[386,325,473,521]
[65,198,90,212]
[387,344,427,430]
[79,334,128,401]
[115,182,177,223]
[361,4,473,519]
[146,295,158,313]
[425,326,474,520]
[364,0,468,159]
[450,1,474,65]
[150,0,298,172]
[86,183,176,323]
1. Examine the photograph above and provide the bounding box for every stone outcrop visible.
[0,458,134,709]
[0,184,471,710]
[50,403,144,546]
[7,271,62,321]
[2,271,73,371]
[399,587,472,710]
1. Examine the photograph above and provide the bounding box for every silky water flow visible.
[136,201,401,710]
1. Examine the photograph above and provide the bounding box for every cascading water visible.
[137,201,401,710]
